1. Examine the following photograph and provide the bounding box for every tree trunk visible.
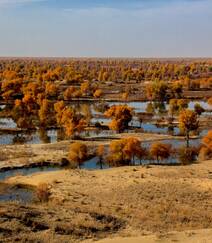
[121,152,124,165]
[100,158,103,170]
[132,155,135,166]
[186,130,190,148]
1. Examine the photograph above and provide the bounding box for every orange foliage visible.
[63,86,76,100]
[2,70,18,80]
[45,82,58,97]
[104,105,133,133]
[122,92,129,101]
[23,82,41,99]
[109,137,145,166]
[97,144,104,157]
[202,130,212,149]
[150,142,172,163]
[68,142,88,168]
[54,101,66,125]
[22,93,37,114]
[208,97,212,106]
[200,119,212,160]
[179,109,199,147]
[93,89,103,98]
[38,99,54,127]
[80,81,91,96]
[15,99,22,107]
[1,78,23,101]
[54,104,86,137]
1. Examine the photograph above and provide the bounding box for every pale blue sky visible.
[0,0,211,57]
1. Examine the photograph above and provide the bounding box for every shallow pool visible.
[0,187,34,203]
[0,166,61,181]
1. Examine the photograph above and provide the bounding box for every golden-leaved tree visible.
[104,105,133,133]
[63,86,76,100]
[54,102,86,138]
[150,142,172,163]
[68,142,88,168]
[108,137,145,166]
[38,99,55,127]
[45,82,58,98]
[146,81,168,101]
[179,109,199,148]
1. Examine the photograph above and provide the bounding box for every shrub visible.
[200,130,212,160]
[36,183,50,202]
[202,130,212,148]
[198,147,212,161]
[178,146,198,165]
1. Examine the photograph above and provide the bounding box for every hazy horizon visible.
[1,56,212,59]
[0,0,212,58]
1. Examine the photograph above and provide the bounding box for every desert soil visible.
[0,159,211,242]
[86,228,212,243]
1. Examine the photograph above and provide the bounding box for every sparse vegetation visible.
[36,183,51,202]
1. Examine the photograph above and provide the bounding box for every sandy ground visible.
[2,159,211,242]
[85,228,212,243]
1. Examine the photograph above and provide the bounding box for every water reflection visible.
[0,100,210,145]
[107,100,211,113]
[0,166,61,181]
[0,187,33,203]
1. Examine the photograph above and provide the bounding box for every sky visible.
[0,0,211,57]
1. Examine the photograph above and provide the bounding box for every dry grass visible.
[2,160,212,242]
[0,203,124,242]
[36,183,51,202]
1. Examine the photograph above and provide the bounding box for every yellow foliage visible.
[93,89,103,98]
[150,142,172,162]
[105,105,133,133]
[68,142,88,168]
